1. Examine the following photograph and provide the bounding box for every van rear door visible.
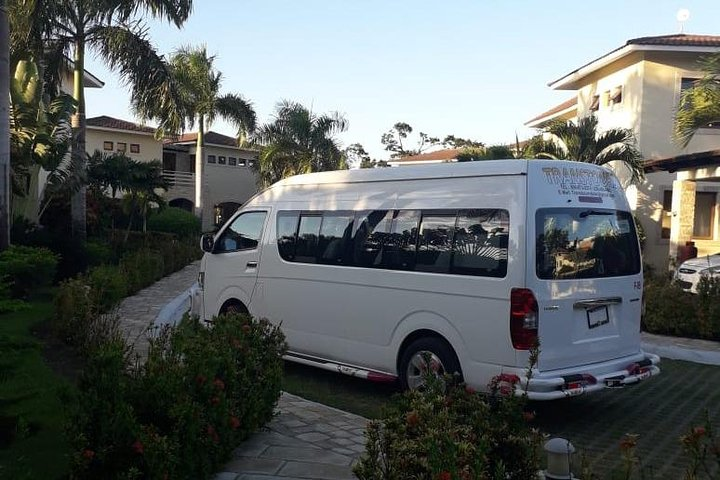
[526,162,643,372]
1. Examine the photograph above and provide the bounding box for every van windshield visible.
[536,208,640,280]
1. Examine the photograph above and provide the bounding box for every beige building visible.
[86,116,259,230]
[526,34,720,269]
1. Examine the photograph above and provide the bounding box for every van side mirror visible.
[201,233,215,253]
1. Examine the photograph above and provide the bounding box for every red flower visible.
[210,396,221,406]
[196,374,207,385]
[132,439,144,455]
[207,425,220,443]
[465,386,476,394]
[213,378,225,390]
[522,411,536,422]
[242,324,251,334]
[406,411,419,428]
[437,472,452,480]
[693,426,707,437]
[82,449,95,460]
[229,415,241,430]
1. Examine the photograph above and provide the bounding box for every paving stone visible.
[330,447,356,456]
[329,437,355,447]
[223,457,284,474]
[278,461,355,480]
[262,446,352,466]
[296,432,331,442]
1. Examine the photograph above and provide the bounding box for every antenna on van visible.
[677,8,690,33]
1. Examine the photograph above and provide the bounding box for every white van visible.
[195,160,660,400]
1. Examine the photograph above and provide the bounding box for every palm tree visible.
[8,0,193,240]
[136,45,256,220]
[253,100,349,188]
[675,53,720,147]
[536,115,644,185]
[120,159,168,240]
[1,0,10,250]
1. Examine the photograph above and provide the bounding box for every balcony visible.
[162,170,194,188]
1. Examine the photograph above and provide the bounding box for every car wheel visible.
[398,337,462,390]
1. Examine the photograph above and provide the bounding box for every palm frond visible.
[215,93,257,145]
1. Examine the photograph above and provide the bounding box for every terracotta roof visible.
[393,148,464,163]
[627,34,720,47]
[167,131,238,147]
[86,116,155,134]
[550,33,720,90]
[644,149,720,173]
[525,97,577,126]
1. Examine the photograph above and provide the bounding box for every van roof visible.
[272,159,531,187]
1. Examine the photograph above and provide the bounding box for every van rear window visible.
[536,208,641,280]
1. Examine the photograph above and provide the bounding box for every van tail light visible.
[510,288,538,350]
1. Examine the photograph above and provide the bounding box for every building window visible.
[589,94,600,112]
[694,192,716,239]
[238,158,247,167]
[103,141,113,151]
[681,78,720,128]
[218,156,226,165]
[116,142,127,153]
[228,157,237,166]
[609,86,623,106]
[207,155,216,164]
[130,144,140,154]
[662,189,672,239]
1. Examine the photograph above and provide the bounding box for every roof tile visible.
[86,115,155,134]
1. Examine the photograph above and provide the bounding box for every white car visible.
[675,253,720,293]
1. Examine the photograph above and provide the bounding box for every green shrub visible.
[68,313,286,479]
[120,250,165,295]
[85,240,115,267]
[695,276,720,339]
[353,376,542,480]
[642,272,698,338]
[0,245,58,298]
[147,207,201,239]
[0,277,27,313]
[87,265,128,312]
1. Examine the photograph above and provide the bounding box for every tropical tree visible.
[10,60,76,222]
[253,101,349,187]
[380,122,440,158]
[8,0,193,240]
[135,45,256,219]
[534,115,644,185]
[1,0,9,250]
[120,159,169,239]
[675,53,720,147]
[87,150,134,198]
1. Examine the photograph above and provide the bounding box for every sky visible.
[84,0,720,160]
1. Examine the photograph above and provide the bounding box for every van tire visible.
[220,300,249,316]
[398,337,462,391]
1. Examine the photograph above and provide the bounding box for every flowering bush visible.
[68,313,286,479]
[353,375,542,480]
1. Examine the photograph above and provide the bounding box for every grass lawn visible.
[0,299,73,480]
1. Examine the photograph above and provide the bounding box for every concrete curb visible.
[154,282,197,328]
[641,341,720,366]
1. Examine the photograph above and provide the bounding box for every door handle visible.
[573,297,622,309]
[246,261,258,268]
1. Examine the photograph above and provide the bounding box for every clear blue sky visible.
[84,0,720,160]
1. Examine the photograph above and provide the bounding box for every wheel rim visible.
[405,350,445,390]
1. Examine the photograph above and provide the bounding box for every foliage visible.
[353,376,542,480]
[0,245,58,298]
[87,150,135,198]
[68,313,286,480]
[381,122,440,158]
[642,271,720,340]
[456,147,487,162]
[674,53,720,147]
[119,159,169,238]
[253,100,348,187]
[441,135,485,149]
[0,277,28,313]
[147,207,201,238]
[119,249,166,295]
[533,115,644,185]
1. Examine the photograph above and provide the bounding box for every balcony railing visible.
[162,170,194,188]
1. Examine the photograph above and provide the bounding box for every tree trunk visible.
[194,116,204,222]
[0,0,10,250]
[70,39,87,240]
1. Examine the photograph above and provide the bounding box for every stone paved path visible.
[116,261,200,358]
[215,393,367,480]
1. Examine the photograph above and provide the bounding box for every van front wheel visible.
[398,337,462,390]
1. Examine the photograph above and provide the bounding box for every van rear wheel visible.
[399,337,462,390]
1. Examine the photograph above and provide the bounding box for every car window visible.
[215,211,267,253]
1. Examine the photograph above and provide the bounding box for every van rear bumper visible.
[511,352,660,401]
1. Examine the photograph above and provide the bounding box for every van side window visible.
[215,211,267,253]
[384,210,420,270]
[353,210,392,268]
[416,212,456,273]
[452,209,509,277]
[318,213,354,265]
[295,215,322,263]
[277,212,300,261]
